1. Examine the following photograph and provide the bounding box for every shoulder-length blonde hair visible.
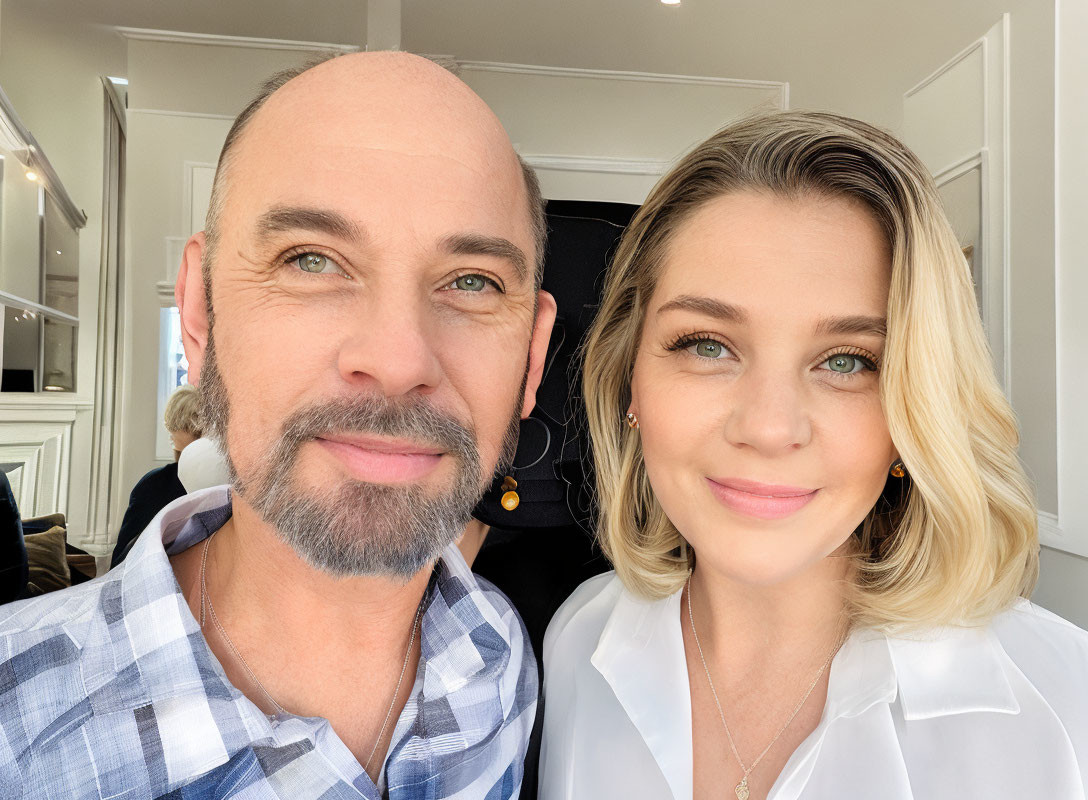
[583,111,1038,630]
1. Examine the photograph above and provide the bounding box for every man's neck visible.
[170,497,434,780]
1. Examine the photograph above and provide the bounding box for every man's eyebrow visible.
[255,205,365,244]
[441,233,529,283]
[656,295,749,323]
[814,315,887,338]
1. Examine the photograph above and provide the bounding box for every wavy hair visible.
[582,111,1038,629]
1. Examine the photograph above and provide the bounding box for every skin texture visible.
[170,52,556,779]
[629,191,897,799]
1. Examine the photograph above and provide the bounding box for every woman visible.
[539,112,1088,799]
[110,384,203,567]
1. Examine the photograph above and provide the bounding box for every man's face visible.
[179,58,554,578]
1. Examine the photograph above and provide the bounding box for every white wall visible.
[0,0,127,543]
[1031,0,1088,627]
[460,63,784,203]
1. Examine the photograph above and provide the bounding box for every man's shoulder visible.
[0,572,114,643]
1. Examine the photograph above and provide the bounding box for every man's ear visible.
[520,290,558,419]
[176,232,211,385]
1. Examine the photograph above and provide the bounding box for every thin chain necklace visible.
[199,534,425,774]
[685,575,845,800]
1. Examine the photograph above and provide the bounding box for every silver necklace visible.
[199,534,425,774]
[685,575,844,800]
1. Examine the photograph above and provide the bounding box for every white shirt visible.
[539,572,1088,799]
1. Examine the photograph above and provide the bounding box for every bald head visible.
[203,52,545,291]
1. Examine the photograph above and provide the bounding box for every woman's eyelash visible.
[665,332,727,353]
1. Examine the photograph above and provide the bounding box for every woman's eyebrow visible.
[814,315,887,338]
[656,295,748,323]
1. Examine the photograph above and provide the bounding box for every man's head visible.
[175,52,556,579]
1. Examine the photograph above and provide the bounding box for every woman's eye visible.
[292,252,342,275]
[823,354,869,375]
[449,274,491,292]
[689,340,725,359]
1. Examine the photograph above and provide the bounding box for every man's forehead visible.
[240,54,516,179]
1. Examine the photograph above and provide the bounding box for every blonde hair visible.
[163,384,203,438]
[583,111,1038,630]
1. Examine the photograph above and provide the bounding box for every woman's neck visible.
[687,549,853,680]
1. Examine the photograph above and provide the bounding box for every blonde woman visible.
[539,112,1088,799]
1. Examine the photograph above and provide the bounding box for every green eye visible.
[827,355,859,373]
[296,253,330,273]
[453,274,488,292]
[694,341,724,359]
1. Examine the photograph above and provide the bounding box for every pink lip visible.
[706,477,819,520]
[315,435,444,484]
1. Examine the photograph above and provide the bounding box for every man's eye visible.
[449,274,492,292]
[292,252,341,275]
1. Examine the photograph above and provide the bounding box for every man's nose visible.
[722,366,812,455]
[335,293,443,398]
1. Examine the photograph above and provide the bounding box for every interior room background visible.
[0,0,1084,624]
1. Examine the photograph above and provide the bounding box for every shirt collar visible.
[589,582,1022,798]
[114,485,519,707]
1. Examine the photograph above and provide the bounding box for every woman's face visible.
[630,191,898,586]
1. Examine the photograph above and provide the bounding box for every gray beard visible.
[198,331,521,579]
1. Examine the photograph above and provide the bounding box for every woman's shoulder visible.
[992,598,1088,651]
[990,598,1088,679]
[542,571,624,669]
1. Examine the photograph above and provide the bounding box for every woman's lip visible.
[707,478,819,520]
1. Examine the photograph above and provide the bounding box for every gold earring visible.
[890,461,906,478]
[626,412,639,429]
[500,475,520,511]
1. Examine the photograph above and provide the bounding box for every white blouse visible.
[539,573,1088,799]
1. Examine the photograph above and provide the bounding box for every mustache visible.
[275,395,479,465]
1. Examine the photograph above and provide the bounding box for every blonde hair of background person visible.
[583,111,1037,631]
[163,383,204,460]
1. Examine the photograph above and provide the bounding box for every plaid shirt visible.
[0,487,537,799]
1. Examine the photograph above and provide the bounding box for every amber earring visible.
[890,460,906,478]
[499,416,552,512]
[626,412,640,430]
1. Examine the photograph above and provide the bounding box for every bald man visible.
[0,53,556,799]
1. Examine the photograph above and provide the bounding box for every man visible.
[0,52,556,799]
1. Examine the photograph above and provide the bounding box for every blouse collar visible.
[590,582,1022,799]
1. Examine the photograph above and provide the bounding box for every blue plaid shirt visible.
[0,487,537,799]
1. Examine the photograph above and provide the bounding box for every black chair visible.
[0,470,29,604]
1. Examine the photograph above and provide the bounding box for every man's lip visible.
[709,477,817,497]
[315,434,445,456]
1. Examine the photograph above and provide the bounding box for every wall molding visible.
[115,27,360,54]
[522,153,670,176]
[460,60,789,107]
[904,38,985,99]
[127,108,237,121]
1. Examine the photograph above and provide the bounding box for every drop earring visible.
[626,412,639,430]
[499,416,552,512]
[890,460,906,478]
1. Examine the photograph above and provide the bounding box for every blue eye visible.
[293,252,341,275]
[450,274,491,292]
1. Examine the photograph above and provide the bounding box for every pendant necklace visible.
[685,575,845,800]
